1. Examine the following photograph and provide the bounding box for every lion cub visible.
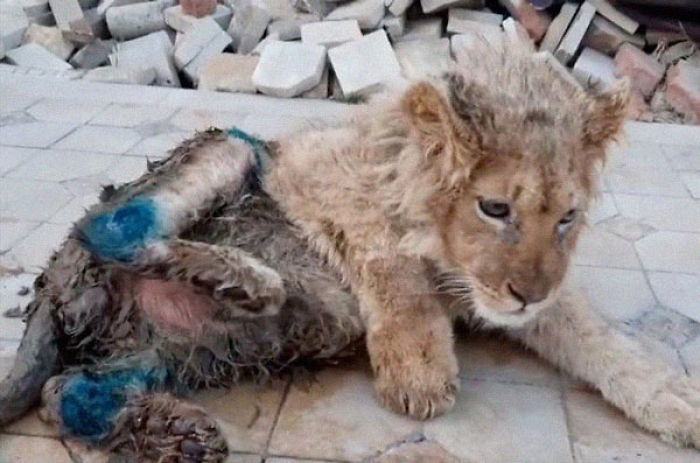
[265,45,700,448]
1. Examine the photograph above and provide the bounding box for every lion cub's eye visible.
[478,199,511,220]
[559,209,577,225]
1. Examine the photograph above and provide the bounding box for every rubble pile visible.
[0,0,698,124]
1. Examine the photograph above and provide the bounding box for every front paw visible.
[373,357,459,420]
[647,375,700,448]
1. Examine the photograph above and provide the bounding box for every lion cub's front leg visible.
[359,255,459,420]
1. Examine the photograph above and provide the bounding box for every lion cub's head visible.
[400,47,630,327]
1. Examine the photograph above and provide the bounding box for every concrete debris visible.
[539,1,576,53]
[394,37,451,79]
[22,24,75,60]
[227,1,270,54]
[164,5,232,33]
[1,2,30,50]
[555,1,595,65]
[301,20,362,49]
[48,0,94,43]
[614,42,665,98]
[581,15,644,56]
[69,38,111,68]
[252,40,326,97]
[105,0,172,41]
[421,0,483,15]
[587,0,638,35]
[180,0,216,18]
[198,53,259,93]
[174,17,231,83]
[381,14,406,41]
[84,7,109,39]
[250,31,279,55]
[448,8,503,29]
[572,46,617,89]
[5,42,73,70]
[328,29,401,97]
[399,18,443,42]
[20,0,50,17]
[659,41,697,67]
[83,64,156,84]
[665,60,700,123]
[112,30,179,86]
[301,64,329,98]
[386,0,411,16]
[326,0,384,31]
[498,0,550,42]
[267,13,319,40]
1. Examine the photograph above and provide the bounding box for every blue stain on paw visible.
[81,196,163,262]
[60,366,168,442]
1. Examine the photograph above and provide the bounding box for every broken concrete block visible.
[182,30,231,83]
[587,0,638,35]
[84,65,156,84]
[301,20,362,49]
[614,42,664,98]
[20,0,49,17]
[96,0,142,17]
[535,50,582,89]
[659,41,696,67]
[329,29,401,97]
[174,17,231,82]
[227,1,270,54]
[503,17,534,50]
[645,29,685,47]
[252,40,326,97]
[539,1,576,53]
[198,53,258,92]
[22,24,75,60]
[48,0,94,43]
[267,13,319,40]
[250,31,279,55]
[301,65,329,99]
[112,30,180,86]
[399,18,442,42]
[386,0,411,16]
[248,0,296,20]
[70,39,111,68]
[394,37,451,79]
[0,2,29,49]
[164,5,232,32]
[421,0,483,14]
[28,10,56,26]
[497,0,550,42]
[447,8,502,31]
[0,38,5,60]
[84,7,109,39]
[450,28,504,58]
[665,60,700,123]
[555,1,595,65]
[326,0,384,30]
[447,10,503,35]
[106,0,172,41]
[582,15,644,56]
[5,43,73,70]
[572,46,617,89]
[381,14,405,40]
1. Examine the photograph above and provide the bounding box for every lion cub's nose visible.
[507,282,547,307]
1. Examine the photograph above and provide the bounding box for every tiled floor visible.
[1,68,699,462]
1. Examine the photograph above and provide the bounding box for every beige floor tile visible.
[238,114,314,140]
[662,144,700,171]
[54,125,142,154]
[570,266,656,321]
[0,121,77,148]
[680,337,700,378]
[565,389,698,463]
[0,220,41,252]
[0,179,73,222]
[588,193,617,224]
[48,192,101,224]
[0,435,72,463]
[647,272,700,322]
[8,222,72,272]
[90,103,177,127]
[104,156,149,185]
[574,227,641,269]
[614,194,700,233]
[169,108,247,132]
[192,381,287,454]
[6,150,119,183]
[26,99,107,124]
[126,131,190,157]
[0,146,40,176]
[635,231,700,274]
[2,408,59,438]
[455,335,561,387]
[681,172,700,199]
[424,381,572,463]
[268,362,421,461]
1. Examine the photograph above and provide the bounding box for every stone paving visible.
[0,68,699,462]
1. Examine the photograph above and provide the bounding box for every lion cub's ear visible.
[401,82,479,178]
[582,79,631,152]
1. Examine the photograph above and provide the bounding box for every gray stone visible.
[447,8,502,31]
[386,0,411,16]
[394,38,451,79]
[20,0,49,17]
[301,20,362,49]
[420,0,483,14]
[447,10,503,35]
[84,7,109,39]
[582,15,644,56]
[572,47,617,89]
[0,2,29,50]
[267,14,319,41]
[252,40,326,97]
[69,39,112,69]
[5,43,73,70]
[198,53,258,93]
[381,14,405,41]
[587,0,638,35]
[328,29,401,97]
[106,0,172,41]
[0,38,5,60]
[164,5,232,33]
[111,30,180,87]
[83,65,156,84]
[48,0,94,43]
[539,1,577,53]
[22,24,75,60]
[174,17,232,83]
[27,10,56,26]
[326,0,385,31]
[227,2,270,54]
[398,18,442,42]
[555,1,596,65]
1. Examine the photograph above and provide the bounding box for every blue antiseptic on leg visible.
[60,366,168,442]
[81,196,163,262]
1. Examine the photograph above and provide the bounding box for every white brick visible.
[20,0,49,17]
[106,0,172,41]
[540,1,577,53]
[447,8,502,31]
[572,47,617,89]
[227,2,270,54]
[394,38,451,79]
[21,24,75,60]
[5,43,72,71]
[174,17,230,69]
[381,14,406,41]
[587,0,638,34]
[326,0,384,31]
[48,0,93,43]
[0,2,29,50]
[421,0,483,14]
[502,17,533,50]
[386,0,411,16]
[182,29,231,83]
[164,4,232,33]
[70,39,112,69]
[446,12,502,36]
[301,20,362,49]
[398,18,442,42]
[582,15,644,56]
[449,28,504,59]
[329,29,401,97]
[111,31,180,87]
[252,40,326,98]
[83,65,156,85]
[198,53,258,93]
[267,14,319,40]
[555,1,596,65]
